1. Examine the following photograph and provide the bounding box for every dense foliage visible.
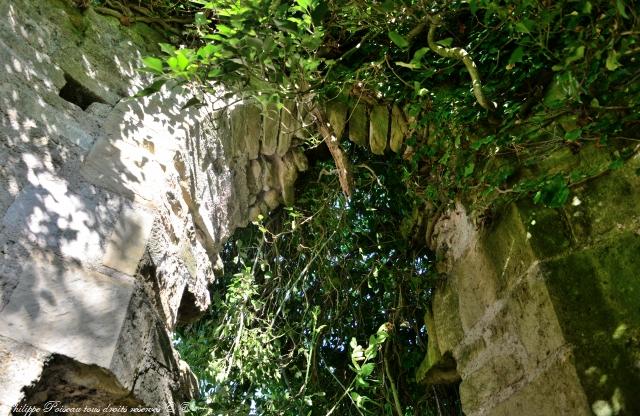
[176,151,459,414]
[137,0,640,210]
[88,0,640,414]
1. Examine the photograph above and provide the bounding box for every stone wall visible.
[325,97,410,156]
[0,0,305,414]
[420,148,640,415]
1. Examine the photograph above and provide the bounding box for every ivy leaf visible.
[295,0,312,10]
[435,37,453,48]
[395,61,419,69]
[142,57,163,74]
[515,19,535,34]
[464,162,475,177]
[565,45,585,65]
[534,175,570,208]
[606,50,621,71]
[133,79,166,98]
[195,12,208,26]
[197,44,216,59]
[508,47,524,65]
[564,128,582,141]
[158,43,176,55]
[616,0,629,19]
[359,363,375,377]
[469,0,479,15]
[175,50,191,71]
[388,31,409,49]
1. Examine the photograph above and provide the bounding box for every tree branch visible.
[310,106,354,197]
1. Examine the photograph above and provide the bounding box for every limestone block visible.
[416,307,460,385]
[431,279,464,356]
[247,159,263,196]
[231,104,260,160]
[260,157,277,191]
[109,285,194,415]
[348,103,368,147]
[274,155,298,206]
[2,176,122,266]
[0,251,134,368]
[290,147,309,172]
[390,105,407,153]
[0,336,49,411]
[486,357,590,416]
[263,189,280,211]
[277,101,298,157]
[81,128,167,207]
[102,205,155,276]
[248,205,262,222]
[541,233,640,415]
[258,201,269,216]
[459,353,525,411]
[326,100,348,139]
[369,105,389,155]
[0,36,66,92]
[261,104,279,156]
[0,82,99,151]
[245,105,262,160]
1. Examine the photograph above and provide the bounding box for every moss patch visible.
[542,232,640,415]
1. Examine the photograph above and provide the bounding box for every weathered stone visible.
[369,105,389,155]
[0,1,308,412]
[348,103,368,147]
[103,205,155,276]
[263,189,281,211]
[274,155,298,206]
[261,104,279,156]
[326,100,348,139]
[290,147,309,172]
[80,121,168,207]
[260,157,277,191]
[416,307,460,385]
[0,336,50,412]
[428,152,640,415]
[231,104,261,160]
[248,204,262,221]
[247,159,263,196]
[278,101,297,156]
[0,250,134,368]
[389,105,407,153]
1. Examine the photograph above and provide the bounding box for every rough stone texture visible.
[0,0,306,414]
[425,148,640,415]
[348,103,368,147]
[326,100,348,140]
[261,104,279,156]
[369,105,389,155]
[389,105,407,153]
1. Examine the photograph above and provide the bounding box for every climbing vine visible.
[176,153,458,415]
[129,0,640,212]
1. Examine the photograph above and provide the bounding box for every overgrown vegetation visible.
[176,151,459,414]
[135,0,640,211]
[85,0,640,413]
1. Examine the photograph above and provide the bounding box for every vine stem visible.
[384,342,403,416]
[426,15,494,111]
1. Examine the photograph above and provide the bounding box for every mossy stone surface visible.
[542,232,640,415]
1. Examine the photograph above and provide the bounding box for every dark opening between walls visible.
[58,73,105,110]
